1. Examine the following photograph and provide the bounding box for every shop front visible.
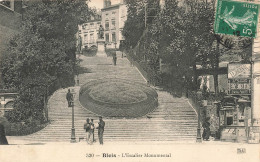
[219,63,252,142]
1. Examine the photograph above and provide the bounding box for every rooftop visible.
[101,3,121,11]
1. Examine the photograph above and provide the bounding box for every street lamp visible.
[70,88,76,143]
[196,91,202,143]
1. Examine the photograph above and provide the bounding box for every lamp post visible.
[196,91,202,143]
[70,88,76,143]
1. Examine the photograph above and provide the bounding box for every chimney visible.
[107,0,111,6]
[103,0,107,8]
[103,0,111,8]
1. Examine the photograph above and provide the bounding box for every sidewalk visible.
[7,135,255,146]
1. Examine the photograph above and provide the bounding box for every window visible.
[82,24,88,30]
[97,22,101,28]
[112,32,116,42]
[105,33,109,42]
[111,19,116,29]
[90,34,94,43]
[90,23,94,29]
[84,34,88,43]
[227,117,233,125]
[105,21,109,30]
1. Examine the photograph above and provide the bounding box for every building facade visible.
[101,0,127,49]
[78,19,101,49]
[77,0,127,50]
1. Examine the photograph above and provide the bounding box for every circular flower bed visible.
[79,79,158,118]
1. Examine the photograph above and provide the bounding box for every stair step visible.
[15,55,198,143]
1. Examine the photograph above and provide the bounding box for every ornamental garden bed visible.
[79,79,158,118]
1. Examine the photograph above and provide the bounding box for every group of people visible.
[84,116,105,145]
[66,89,106,145]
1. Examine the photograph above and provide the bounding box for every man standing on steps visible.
[66,89,73,107]
[112,53,117,66]
[97,116,105,145]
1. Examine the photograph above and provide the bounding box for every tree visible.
[122,0,160,50]
[122,0,146,50]
[1,0,92,123]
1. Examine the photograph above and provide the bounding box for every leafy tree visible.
[123,0,252,96]
[122,0,160,50]
[1,0,91,123]
[122,0,146,50]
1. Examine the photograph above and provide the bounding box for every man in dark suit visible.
[97,116,105,145]
[66,89,73,107]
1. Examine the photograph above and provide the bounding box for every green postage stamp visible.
[214,0,259,38]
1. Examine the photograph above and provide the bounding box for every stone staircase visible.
[15,55,198,143]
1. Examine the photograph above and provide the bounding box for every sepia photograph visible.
[0,0,259,161]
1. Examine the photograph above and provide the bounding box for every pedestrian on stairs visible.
[84,118,92,144]
[66,89,73,107]
[97,116,105,145]
[112,53,117,66]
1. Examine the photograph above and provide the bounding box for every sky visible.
[88,0,120,10]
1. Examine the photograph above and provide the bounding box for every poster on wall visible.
[228,63,251,95]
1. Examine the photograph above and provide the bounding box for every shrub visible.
[0,116,48,136]
[82,46,97,56]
